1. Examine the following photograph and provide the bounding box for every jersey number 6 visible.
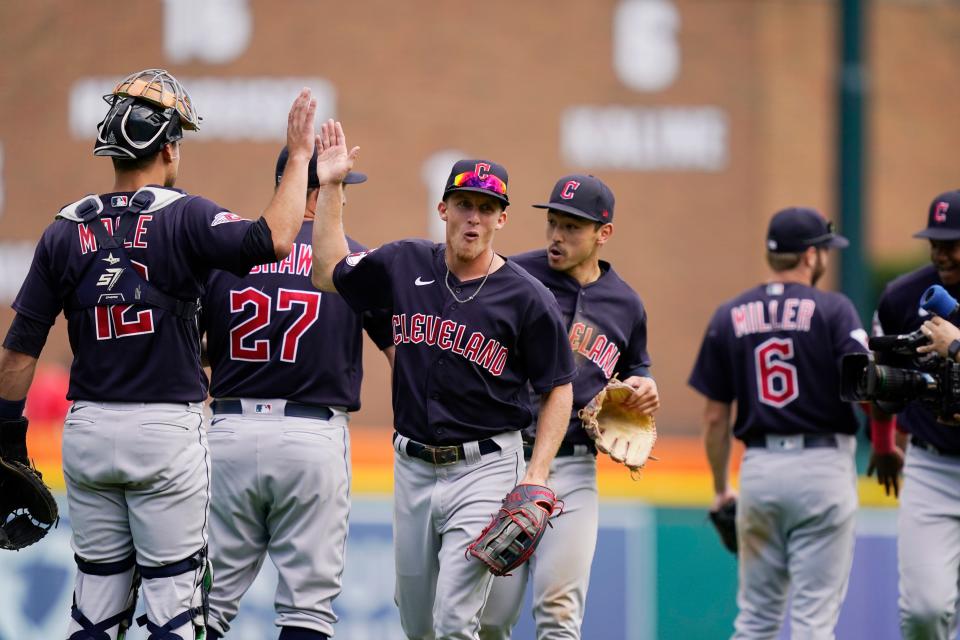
[229,287,321,363]
[754,337,799,408]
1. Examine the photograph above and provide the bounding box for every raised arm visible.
[311,120,359,291]
[261,89,318,259]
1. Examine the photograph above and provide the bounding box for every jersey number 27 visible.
[754,337,799,408]
[229,287,321,362]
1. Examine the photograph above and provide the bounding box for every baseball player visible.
[478,174,658,640]
[0,69,320,640]
[688,207,868,639]
[870,190,960,639]
[201,146,394,640]
[308,126,576,640]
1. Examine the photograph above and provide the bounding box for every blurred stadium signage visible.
[0,242,35,304]
[163,0,252,64]
[561,0,729,172]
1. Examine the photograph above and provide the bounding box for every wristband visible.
[869,412,896,455]
[948,339,960,362]
[0,397,25,420]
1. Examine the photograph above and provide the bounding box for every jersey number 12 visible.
[754,337,799,408]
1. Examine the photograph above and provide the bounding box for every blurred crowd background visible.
[0,1,957,637]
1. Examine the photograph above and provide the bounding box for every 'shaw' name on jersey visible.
[249,242,313,277]
[731,298,816,338]
[392,313,509,376]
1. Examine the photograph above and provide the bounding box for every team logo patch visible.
[211,211,244,227]
[111,195,129,207]
[346,249,374,266]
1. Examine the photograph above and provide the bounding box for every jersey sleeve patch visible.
[211,211,245,226]
[346,248,377,266]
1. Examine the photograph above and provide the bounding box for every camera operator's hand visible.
[866,449,904,498]
[917,316,960,359]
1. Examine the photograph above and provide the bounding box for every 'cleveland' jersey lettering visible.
[568,321,621,377]
[511,250,651,446]
[332,240,575,445]
[392,313,508,375]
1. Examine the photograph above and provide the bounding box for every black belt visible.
[210,400,333,421]
[744,433,838,449]
[393,432,500,466]
[910,436,960,459]
[522,440,597,459]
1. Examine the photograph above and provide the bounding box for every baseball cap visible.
[532,174,614,223]
[766,207,849,253]
[913,190,960,241]
[443,159,509,206]
[275,146,367,188]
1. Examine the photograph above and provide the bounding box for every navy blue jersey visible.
[10,188,274,403]
[202,224,393,410]
[688,282,867,439]
[511,250,651,445]
[874,264,960,453]
[332,240,576,445]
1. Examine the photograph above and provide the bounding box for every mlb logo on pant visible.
[255,404,273,414]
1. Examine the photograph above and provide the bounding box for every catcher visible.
[480,174,659,640]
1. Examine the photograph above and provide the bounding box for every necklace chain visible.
[445,252,495,304]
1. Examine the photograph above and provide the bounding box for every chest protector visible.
[57,187,200,320]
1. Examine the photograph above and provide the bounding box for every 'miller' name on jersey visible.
[392,313,509,376]
[731,298,816,337]
[569,322,620,378]
[248,242,313,277]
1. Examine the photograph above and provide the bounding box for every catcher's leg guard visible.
[68,553,140,640]
[136,546,212,640]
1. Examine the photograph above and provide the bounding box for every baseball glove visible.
[0,417,59,551]
[579,379,657,476]
[709,499,738,555]
[466,484,560,576]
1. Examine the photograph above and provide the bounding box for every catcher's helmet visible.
[94,69,201,159]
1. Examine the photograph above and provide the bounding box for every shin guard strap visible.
[137,607,201,640]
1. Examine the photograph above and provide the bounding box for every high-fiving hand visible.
[315,119,360,186]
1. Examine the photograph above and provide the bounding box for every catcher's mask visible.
[94,68,200,160]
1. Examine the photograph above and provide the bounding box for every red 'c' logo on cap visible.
[935,201,949,224]
[560,180,581,200]
[475,163,490,180]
